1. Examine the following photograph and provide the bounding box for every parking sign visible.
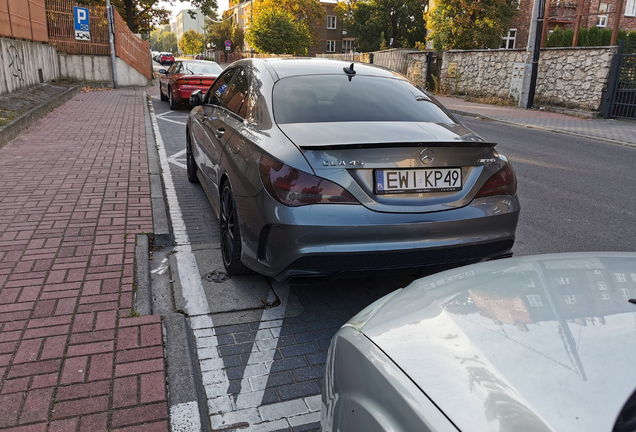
[74,6,90,41]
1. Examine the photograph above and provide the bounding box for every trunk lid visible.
[278,121,501,214]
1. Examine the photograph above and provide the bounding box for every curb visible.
[143,92,209,432]
[143,91,173,246]
[134,234,152,316]
[0,84,81,150]
[448,109,636,150]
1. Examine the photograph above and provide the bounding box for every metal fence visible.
[45,0,151,80]
[113,10,151,79]
[0,0,48,41]
[46,0,109,55]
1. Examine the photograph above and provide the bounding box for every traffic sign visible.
[224,40,231,48]
[225,47,231,51]
[74,6,90,41]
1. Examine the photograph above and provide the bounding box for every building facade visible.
[174,9,205,44]
[226,0,354,56]
[505,0,636,50]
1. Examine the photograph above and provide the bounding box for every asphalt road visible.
[460,116,636,256]
[150,92,636,431]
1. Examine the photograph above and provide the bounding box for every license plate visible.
[375,168,462,194]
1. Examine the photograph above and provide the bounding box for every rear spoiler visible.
[299,141,497,150]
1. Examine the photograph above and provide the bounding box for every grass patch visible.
[465,94,517,107]
[0,108,18,127]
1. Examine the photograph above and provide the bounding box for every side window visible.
[168,62,179,74]
[204,68,237,105]
[222,68,249,118]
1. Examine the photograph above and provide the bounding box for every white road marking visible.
[169,401,201,432]
[149,99,232,428]
[150,258,170,275]
[159,117,188,126]
[168,149,187,169]
[149,99,318,431]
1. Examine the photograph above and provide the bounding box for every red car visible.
[159,60,224,110]
[159,53,175,65]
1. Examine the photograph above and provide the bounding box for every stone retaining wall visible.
[0,37,59,95]
[440,46,617,110]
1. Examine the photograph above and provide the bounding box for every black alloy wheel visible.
[186,135,199,184]
[220,183,249,275]
[169,86,178,110]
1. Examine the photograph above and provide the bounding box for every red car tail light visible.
[258,154,358,207]
[475,163,517,198]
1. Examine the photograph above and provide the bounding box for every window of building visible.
[602,293,611,300]
[616,273,627,282]
[597,14,609,27]
[564,295,576,305]
[501,29,517,49]
[342,39,354,51]
[557,277,570,285]
[527,294,543,307]
[326,40,336,52]
[622,288,630,299]
[327,15,337,29]
[597,281,608,290]
[626,0,636,16]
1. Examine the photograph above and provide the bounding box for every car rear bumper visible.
[237,191,520,283]
[173,86,212,104]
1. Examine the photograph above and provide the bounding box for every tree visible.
[426,0,517,51]
[335,0,427,52]
[245,7,312,55]
[179,30,205,54]
[76,0,217,34]
[158,31,178,53]
[253,0,324,47]
[207,18,244,52]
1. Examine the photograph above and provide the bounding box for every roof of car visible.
[254,58,404,80]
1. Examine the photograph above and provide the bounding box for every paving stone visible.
[275,382,321,402]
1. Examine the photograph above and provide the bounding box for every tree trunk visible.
[124,0,137,32]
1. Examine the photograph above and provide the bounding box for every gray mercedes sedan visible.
[185,58,520,284]
[322,252,636,432]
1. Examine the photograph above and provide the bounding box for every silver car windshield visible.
[273,75,455,124]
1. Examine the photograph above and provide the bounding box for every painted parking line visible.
[168,149,187,169]
[149,100,319,431]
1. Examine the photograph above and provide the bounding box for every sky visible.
[157,0,230,22]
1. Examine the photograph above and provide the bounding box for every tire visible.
[169,86,178,110]
[220,182,250,275]
[160,85,168,101]
[186,135,199,184]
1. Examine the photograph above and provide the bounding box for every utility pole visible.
[519,0,545,108]
[106,0,119,89]
[611,0,625,45]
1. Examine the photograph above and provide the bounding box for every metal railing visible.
[46,0,109,55]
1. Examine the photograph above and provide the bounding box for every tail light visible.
[259,154,358,207]
[475,163,517,198]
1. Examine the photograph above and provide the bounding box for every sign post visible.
[73,6,90,41]
[224,40,231,62]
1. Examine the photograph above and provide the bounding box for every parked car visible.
[158,60,224,109]
[186,58,520,284]
[195,54,204,60]
[159,53,175,65]
[322,252,636,432]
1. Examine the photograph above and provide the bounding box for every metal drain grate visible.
[205,270,230,283]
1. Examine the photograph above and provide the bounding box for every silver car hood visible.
[362,252,636,432]
[277,121,486,148]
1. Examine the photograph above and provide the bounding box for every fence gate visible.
[603,41,636,119]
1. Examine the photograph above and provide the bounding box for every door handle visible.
[214,128,225,139]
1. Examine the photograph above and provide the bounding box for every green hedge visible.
[546,25,636,47]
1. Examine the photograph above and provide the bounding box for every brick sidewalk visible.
[435,95,636,146]
[0,89,168,431]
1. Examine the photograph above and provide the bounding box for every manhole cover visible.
[205,270,231,283]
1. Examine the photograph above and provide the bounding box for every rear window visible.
[181,61,223,75]
[273,75,455,124]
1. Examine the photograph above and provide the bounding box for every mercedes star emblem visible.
[420,148,434,165]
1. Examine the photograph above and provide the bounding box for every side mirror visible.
[158,69,167,75]
[190,90,203,106]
